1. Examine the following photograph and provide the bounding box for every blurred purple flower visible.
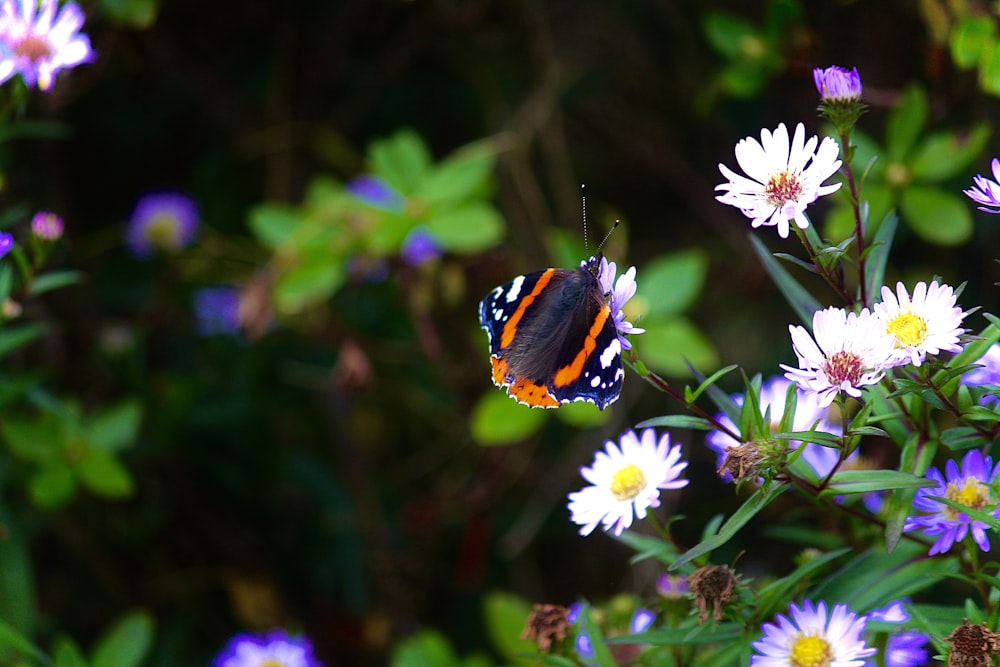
[961,343,1000,406]
[657,573,689,599]
[965,158,1000,214]
[629,608,655,634]
[0,0,93,92]
[193,287,241,336]
[125,191,199,257]
[213,629,324,667]
[0,231,13,258]
[400,227,441,265]
[346,175,404,211]
[31,211,63,240]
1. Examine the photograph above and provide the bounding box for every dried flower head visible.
[521,603,571,652]
[945,619,1000,667]
[688,564,738,623]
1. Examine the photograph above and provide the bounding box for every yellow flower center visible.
[944,477,991,518]
[259,661,287,667]
[823,350,863,386]
[609,464,646,501]
[144,214,183,249]
[886,311,927,348]
[789,633,832,667]
[764,170,804,208]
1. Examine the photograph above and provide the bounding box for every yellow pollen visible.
[13,35,52,62]
[945,477,991,518]
[789,633,833,667]
[259,661,287,667]
[764,170,804,208]
[886,311,927,348]
[609,464,646,501]
[144,215,182,249]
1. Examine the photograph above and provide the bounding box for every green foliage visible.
[950,15,1000,96]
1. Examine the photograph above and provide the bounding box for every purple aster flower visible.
[346,174,404,212]
[594,256,644,350]
[0,231,13,258]
[400,227,441,265]
[31,211,63,240]
[867,600,910,624]
[752,600,875,667]
[657,573,689,600]
[193,286,241,336]
[904,449,1000,555]
[574,633,598,667]
[814,66,862,102]
[125,191,199,257]
[878,632,930,667]
[629,608,655,634]
[707,376,843,483]
[0,0,93,92]
[213,629,324,667]
[965,158,1000,214]
[961,343,1000,406]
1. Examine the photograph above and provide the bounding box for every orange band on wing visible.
[500,269,556,349]
[491,355,559,407]
[553,304,610,388]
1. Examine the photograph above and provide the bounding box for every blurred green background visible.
[3,0,1000,664]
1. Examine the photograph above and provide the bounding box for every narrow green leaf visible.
[624,624,742,646]
[90,610,155,667]
[862,210,897,308]
[930,495,1000,530]
[28,270,83,296]
[756,547,851,617]
[636,415,717,431]
[53,636,89,667]
[0,323,46,359]
[749,234,821,327]
[818,470,936,497]
[689,364,740,404]
[671,483,787,569]
[0,617,46,661]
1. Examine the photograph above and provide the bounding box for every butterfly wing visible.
[479,267,623,409]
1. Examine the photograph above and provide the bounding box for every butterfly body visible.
[478,256,624,409]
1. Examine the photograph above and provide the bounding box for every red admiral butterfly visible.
[478,254,626,409]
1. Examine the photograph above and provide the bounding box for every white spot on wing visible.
[599,338,622,369]
[590,375,601,388]
[505,275,525,303]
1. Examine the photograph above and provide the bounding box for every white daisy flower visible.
[567,428,688,537]
[872,281,966,368]
[781,307,895,407]
[715,122,843,239]
[751,600,876,667]
[595,256,645,350]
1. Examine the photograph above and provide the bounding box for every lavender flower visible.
[0,0,93,92]
[964,158,1000,214]
[961,343,1000,406]
[31,211,63,240]
[346,174,404,212]
[400,227,441,265]
[125,191,200,257]
[814,66,862,102]
[213,629,324,667]
[0,231,13,259]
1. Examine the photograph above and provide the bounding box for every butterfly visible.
[478,254,625,409]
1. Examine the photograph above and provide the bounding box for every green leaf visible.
[885,85,927,161]
[90,610,155,667]
[636,415,717,431]
[273,257,346,313]
[749,234,821,327]
[756,547,851,618]
[76,450,134,499]
[0,617,45,662]
[469,391,547,446]
[930,495,1000,531]
[247,204,302,248]
[1,414,63,464]
[369,130,432,194]
[87,400,142,452]
[818,470,936,497]
[0,513,36,636]
[98,0,157,28]
[418,139,496,206]
[28,270,83,297]
[390,630,460,667]
[555,400,609,428]
[53,637,89,667]
[911,123,991,181]
[824,184,893,245]
[862,209,897,308]
[634,249,709,318]
[979,41,1000,96]
[702,12,759,60]
[632,316,718,377]
[29,464,76,509]
[423,204,504,253]
[671,483,786,569]
[900,186,973,246]
[951,16,997,69]
[482,590,535,663]
[632,624,743,646]
[0,323,46,360]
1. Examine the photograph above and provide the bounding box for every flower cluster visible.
[781,280,966,407]
[0,0,93,92]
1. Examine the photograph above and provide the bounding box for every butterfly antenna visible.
[581,184,589,257]
[596,218,621,254]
